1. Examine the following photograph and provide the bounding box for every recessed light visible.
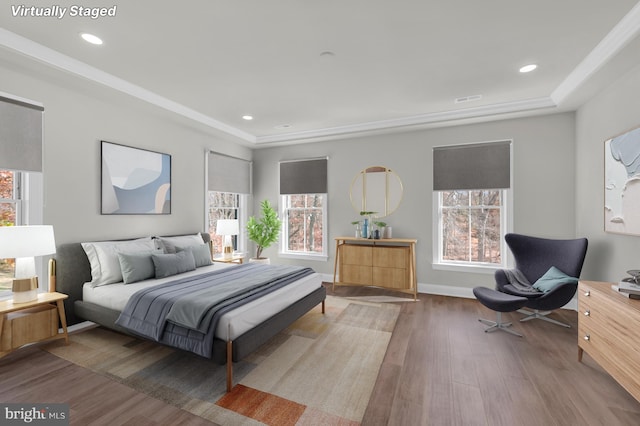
[274,124,292,130]
[242,115,253,121]
[80,33,103,45]
[519,64,537,73]
[320,51,335,57]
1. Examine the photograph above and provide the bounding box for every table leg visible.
[56,300,69,344]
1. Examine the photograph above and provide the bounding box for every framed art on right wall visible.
[604,125,640,235]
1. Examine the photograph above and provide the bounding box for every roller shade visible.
[207,152,251,194]
[0,95,44,172]
[433,141,511,191]
[280,158,327,194]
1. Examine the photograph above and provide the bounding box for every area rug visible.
[44,296,400,425]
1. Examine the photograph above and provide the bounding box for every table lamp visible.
[0,225,56,303]
[216,219,239,259]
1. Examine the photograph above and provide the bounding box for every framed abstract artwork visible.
[604,125,640,235]
[101,141,171,215]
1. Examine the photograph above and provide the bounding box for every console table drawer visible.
[333,237,417,299]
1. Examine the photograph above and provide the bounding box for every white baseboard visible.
[418,282,577,311]
[323,275,578,311]
[65,320,97,334]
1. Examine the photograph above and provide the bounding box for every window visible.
[433,141,511,271]
[279,158,328,260]
[207,191,247,255]
[0,170,23,294]
[206,152,252,256]
[280,194,327,258]
[437,189,506,267]
[0,93,45,298]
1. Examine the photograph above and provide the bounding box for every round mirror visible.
[350,166,403,217]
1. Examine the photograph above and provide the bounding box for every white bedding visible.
[82,263,322,340]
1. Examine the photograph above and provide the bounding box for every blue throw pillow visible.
[532,266,578,293]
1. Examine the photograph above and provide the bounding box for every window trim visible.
[432,188,513,273]
[279,193,329,261]
[206,191,248,256]
[0,170,45,299]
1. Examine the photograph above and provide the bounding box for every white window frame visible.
[207,191,248,256]
[0,171,23,225]
[0,170,44,299]
[279,193,328,261]
[432,188,512,274]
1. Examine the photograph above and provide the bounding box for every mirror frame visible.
[350,166,403,218]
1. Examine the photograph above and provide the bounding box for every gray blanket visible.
[115,263,315,358]
[503,268,541,293]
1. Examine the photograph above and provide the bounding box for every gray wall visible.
[576,63,640,282]
[253,112,577,292]
[14,47,637,292]
[1,59,251,245]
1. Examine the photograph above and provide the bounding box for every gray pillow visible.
[177,244,212,268]
[157,234,205,253]
[151,250,197,278]
[117,251,156,284]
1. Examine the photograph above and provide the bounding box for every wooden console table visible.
[578,280,640,402]
[333,237,417,300]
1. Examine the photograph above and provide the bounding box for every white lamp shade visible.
[0,225,56,258]
[217,219,239,236]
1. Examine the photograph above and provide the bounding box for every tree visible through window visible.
[208,191,240,255]
[0,170,20,291]
[281,194,326,256]
[440,189,503,265]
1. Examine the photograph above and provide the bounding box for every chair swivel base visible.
[518,308,571,328]
[478,312,523,337]
[473,287,528,337]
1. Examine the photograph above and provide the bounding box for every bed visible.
[53,232,326,391]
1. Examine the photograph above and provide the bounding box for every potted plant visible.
[247,199,282,263]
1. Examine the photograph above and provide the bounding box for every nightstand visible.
[212,254,244,264]
[0,292,69,357]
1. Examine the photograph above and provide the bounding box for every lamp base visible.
[223,245,233,260]
[12,277,39,304]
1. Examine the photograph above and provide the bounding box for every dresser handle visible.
[584,291,590,297]
[584,310,590,316]
[584,335,590,341]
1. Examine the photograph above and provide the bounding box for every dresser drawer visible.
[578,281,640,402]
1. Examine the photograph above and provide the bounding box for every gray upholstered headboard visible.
[54,232,211,325]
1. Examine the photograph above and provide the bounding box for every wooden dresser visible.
[578,281,640,402]
[332,237,417,299]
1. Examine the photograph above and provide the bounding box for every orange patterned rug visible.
[45,296,400,425]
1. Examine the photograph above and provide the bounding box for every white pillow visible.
[81,237,157,286]
[157,233,205,253]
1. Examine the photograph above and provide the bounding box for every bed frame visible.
[53,233,326,391]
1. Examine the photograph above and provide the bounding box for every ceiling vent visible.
[455,94,482,104]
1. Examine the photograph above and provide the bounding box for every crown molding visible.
[551,2,640,104]
[2,0,638,147]
[255,97,557,144]
[0,27,257,143]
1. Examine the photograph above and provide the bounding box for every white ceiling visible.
[2,1,640,146]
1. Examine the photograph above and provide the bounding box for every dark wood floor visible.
[2,285,640,425]
[0,346,216,425]
[328,285,640,426]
